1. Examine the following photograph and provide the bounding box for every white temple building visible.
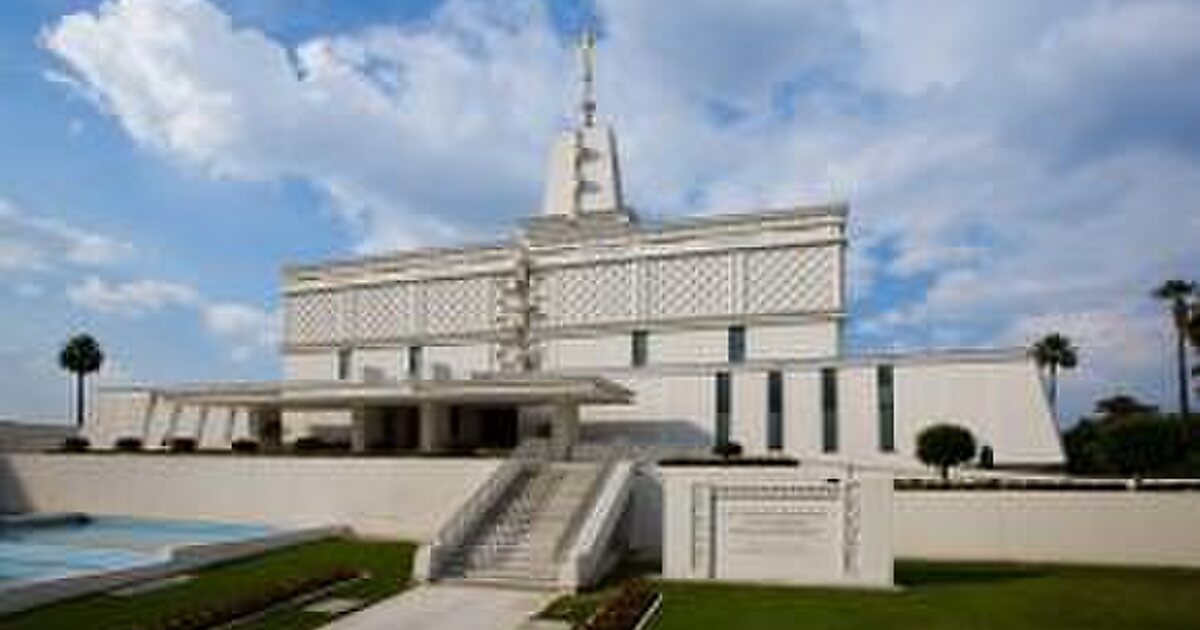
[86,32,1064,470]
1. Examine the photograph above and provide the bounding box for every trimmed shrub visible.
[114,436,143,452]
[978,445,995,469]
[292,436,330,452]
[1102,417,1186,476]
[580,578,657,630]
[60,436,89,452]
[231,439,259,453]
[168,437,197,453]
[712,440,743,458]
[916,424,976,480]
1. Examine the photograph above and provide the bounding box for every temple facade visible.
[87,34,1064,469]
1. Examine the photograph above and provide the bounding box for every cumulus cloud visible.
[65,275,277,360]
[42,0,570,251]
[0,198,133,272]
[201,302,279,361]
[66,276,197,315]
[40,0,1200,419]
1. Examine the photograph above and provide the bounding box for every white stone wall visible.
[542,334,631,370]
[284,349,337,380]
[747,321,840,360]
[0,454,500,540]
[894,491,1200,568]
[87,391,256,448]
[580,353,1063,467]
[425,343,495,378]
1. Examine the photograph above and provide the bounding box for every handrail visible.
[426,438,553,578]
[552,445,620,562]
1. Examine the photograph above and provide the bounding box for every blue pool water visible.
[0,515,274,587]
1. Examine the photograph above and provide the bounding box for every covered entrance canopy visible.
[144,374,632,454]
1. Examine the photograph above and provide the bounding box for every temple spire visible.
[579,27,597,128]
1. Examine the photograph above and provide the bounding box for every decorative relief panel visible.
[745,246,837,314]
[649,253,733,319]
[285,290,342,345]
[541,262,635,328]
[421,276,497,335]
[353,283,412,341]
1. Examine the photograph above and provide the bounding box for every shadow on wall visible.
[0,456,32,514]
[581,420,710,448]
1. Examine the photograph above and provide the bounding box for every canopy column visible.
[419,402,449,452]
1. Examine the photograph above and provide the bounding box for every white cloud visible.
[66,276,197,315]
[43,0,570,251]
[0,198,133,272]
[201,302,279,361]
[40,0,1200,420]
[65,275,276,362]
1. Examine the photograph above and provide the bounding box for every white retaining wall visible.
[894,491,1200,568]
[0,454,500,540]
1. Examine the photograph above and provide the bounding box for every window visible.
[715,371,731,447]
[821,367,838,453]
[877,365,895,452]
[767,371,784,451]
[407,345,423,378]
[728,325,746,363]
[631,330,648,367]
[337,347,353,380]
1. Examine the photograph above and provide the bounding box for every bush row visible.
[131,567,359,630]
[896,477,1200,492]
[578,579,658,630]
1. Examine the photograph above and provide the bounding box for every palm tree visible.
[1032,333,1078,419]
[58,334,104,428]
[1152,279,1196,420]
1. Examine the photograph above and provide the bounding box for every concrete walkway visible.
[323,584,557,630]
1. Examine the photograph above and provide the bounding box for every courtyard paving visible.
[322,583,557,630]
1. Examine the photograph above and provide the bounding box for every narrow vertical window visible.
[408,345,423,378]
[632,330,648,367]
[715,371,731,447]
[821,367,838,453]
[337,347,352,380]
[877,365,895,452]
[728,325,746,363]
[767,371,784,451]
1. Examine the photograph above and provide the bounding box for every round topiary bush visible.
[231,438,259,453]
[979,444,995,469]
[168,437,197,453]
[916,423,976,480]
[60,436,90,453]
[114,436,143,452]
[292,436,329,452]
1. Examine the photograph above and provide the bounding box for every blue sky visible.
[2,0,1198,424]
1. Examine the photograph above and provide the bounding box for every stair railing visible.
[551,444,620,563]
[425,438,553,579]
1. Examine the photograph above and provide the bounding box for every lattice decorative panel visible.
[353,283,412,341]
[649,253,733,319]
[541,262,635,327]
[745,246,837,314]
[285,291,342,345]
[421,276,497,335]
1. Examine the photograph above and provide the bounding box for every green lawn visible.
[0,538,415,630]
[544,562,1200,630]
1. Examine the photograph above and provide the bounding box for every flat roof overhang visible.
[120,374,633,411]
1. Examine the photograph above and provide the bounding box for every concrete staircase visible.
[441,462,605,586]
